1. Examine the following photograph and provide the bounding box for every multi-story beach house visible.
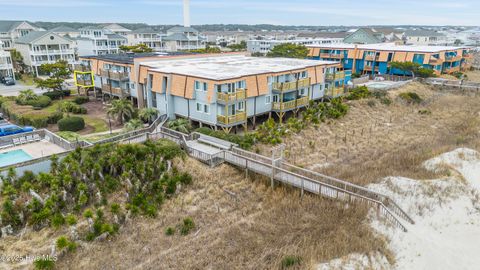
[0,20,43,50]
[0,41,14,79]
[247,38,344,55]
[127,28,165,52]
[76,53,346,132]
[307,43,473,76]
[76,26,127,56]
[13,31,76,75]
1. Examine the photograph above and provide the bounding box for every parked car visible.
[0,75,5,84]
[0,125,34,136]
[3,77,15,86]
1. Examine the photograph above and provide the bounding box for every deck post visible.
[301,178,304,197]
[271,152,275,188]
[245,159,249,179]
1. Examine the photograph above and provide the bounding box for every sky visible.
[0,0,479,26]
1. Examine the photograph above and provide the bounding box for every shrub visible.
[65,214,77,225]
[51,213,65,228]
[43,91,64,100]
[195,127,255,150]
[367,100,376,107]
[28,96,52,108]
[281,255,302,269]
[346,86,371,100]
[180,217,195,235]
[83,209,94,219]
[74,96,89,104]
[418,109,431,115]
[399,92,423,104]
[110,203,121,215]
[165,227,175,236]
[58,116,85,132]
[33,257,55,270]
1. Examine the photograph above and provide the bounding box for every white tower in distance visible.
[183,0,191,27]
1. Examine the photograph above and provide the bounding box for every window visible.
[272,95,279,103]
[203,104,210,114]
[195,81,208,91]
[196,102,202,112]
[301,71,307,78]
[265,95,271,104]
[300,88,306,96]
[196,103,210,114]
[237,102,245,111]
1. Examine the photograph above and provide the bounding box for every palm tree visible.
[166,118,192,134]
[124,119,144,131]
[60,101,75,117]
[138,108,158,124]
[107,99,135,125]
[17,89,37,104]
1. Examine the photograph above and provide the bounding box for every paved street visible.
[0,82,46,96]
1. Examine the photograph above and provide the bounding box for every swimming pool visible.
[0,149,33,167]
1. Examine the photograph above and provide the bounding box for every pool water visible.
[0,149,33,167]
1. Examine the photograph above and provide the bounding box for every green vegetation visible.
[42,90,71,100]
[188,45,221,54]
[165,226,175,236]
[0,97,63,128]
[56,236,77,252]
[281,255,302,269]
[35,60,71,91]
[107,99,135,125]
[390,61,436,78]
[60,101,87,116]
[124,119,144,131]
[399,92,423,104]
[58,116,86,132]
[267,43,309,59]
[167,118,193,133]
[119,44,153,53]
[346,86,371,100]
[16,90,52,109]
[227,41,247,51]
[74,96,90,105]
[195,127,256,150]
[33,257,55,270]
[0,140,190,249]
[180,217,195,235]
[452,71,465,79]
[139,107,158,124]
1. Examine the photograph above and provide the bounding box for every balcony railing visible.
[102,84,129,97]
[364,55,376,61]
[217,112,247,126]
[272,78,311,92]
[101,69,129,81]
[31,49,74,55]
[325,87,345,97]
[325,71,346,81]
[74,64,92,72]
[0,63,13,70]
[429,57,443,65]
[320,53,345,59]
[272,96,309,111]
[217,89,246,103]
[445,55,462,62]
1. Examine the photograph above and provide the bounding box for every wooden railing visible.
[272,78,311,92]
[100,69,129,81]
[320,53,344,59]
[325,87,344,97]
[445,55,462,62]
[74,64,91,72]
[272,96,309,111]
[429,57,443,65]
[325,71,346,81]
[217,112,247,125]
[364,55,376,61]
[217,89,246,103]
[101,84,129,97]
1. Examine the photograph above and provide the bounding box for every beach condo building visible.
[307,43,473,76]
[76,53,344,132]
[0,41,14,79]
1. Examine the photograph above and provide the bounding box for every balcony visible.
[217,89,246,103]
[325,71,346,81]
[74,64,91,72]
[444,66,461,73]
[217,112,247,126]
[76,78,93,87]
[272,78,311,93]
[429,57,443,65]
[272,96,309,111]
[100,69,129,81]
[325,87,345,97]
[320,53,344,59]
[102,84,129,97]
[445,55,462,62]
[0,63,13,70]
[31,49,74,55]
[364,55,376,61]
[463,53,473,59]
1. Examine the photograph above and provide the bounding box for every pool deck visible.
[0,140,67,159]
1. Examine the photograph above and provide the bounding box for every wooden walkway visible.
[426,78,480,91]
[143,130,414,232]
